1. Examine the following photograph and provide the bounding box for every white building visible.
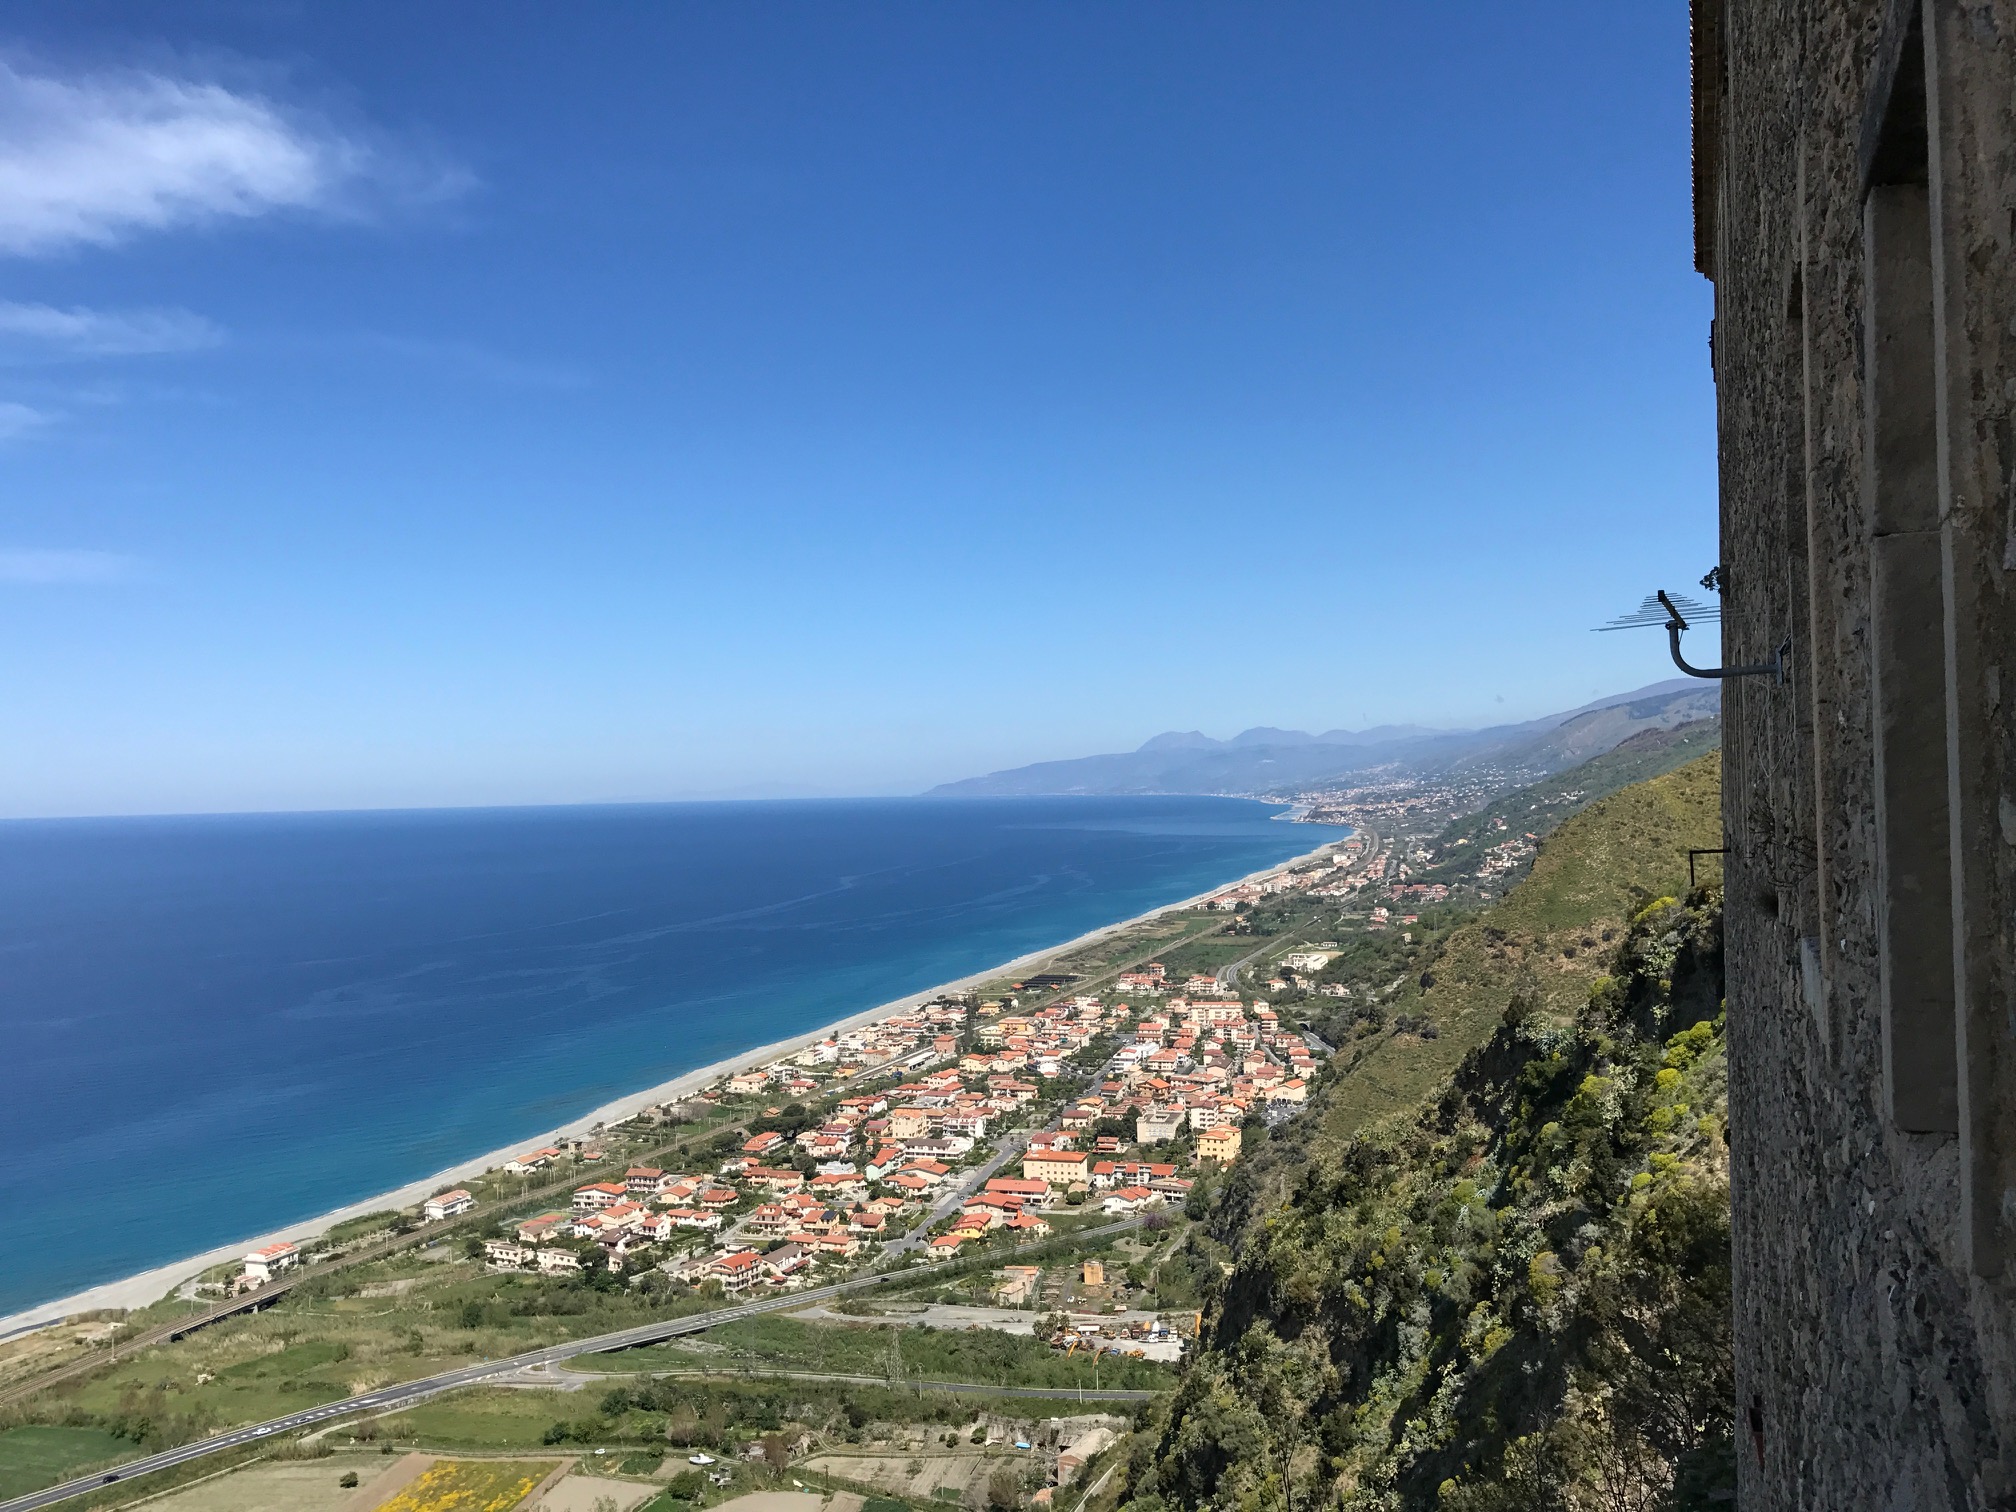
[423,1189,474,1221]
[1135,1107,1185,1144]
[242,1241,300,1284]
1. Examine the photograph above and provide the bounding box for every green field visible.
[585,1311,1173,1392]
[0,1425,136,1498]
[369,1388,568,1450]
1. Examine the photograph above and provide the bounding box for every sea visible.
[0,795,1341,1317]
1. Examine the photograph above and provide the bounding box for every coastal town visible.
[0,718,1732,1512]
[218,761,1619,1360]
[251,961,1321,1349]
[227,788,1568,1331]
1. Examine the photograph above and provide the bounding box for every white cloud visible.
[0,547,137,583]
[0,57,463,256]
[0,399,49,439]
[0,300,222,356]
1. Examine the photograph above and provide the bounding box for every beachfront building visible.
[241,1241,299,1285]
[422,1188,474,1221]
[503,1146,559,1175]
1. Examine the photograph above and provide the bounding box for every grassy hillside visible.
[1310,751,1721,1139]
[1119,760,1734,1512]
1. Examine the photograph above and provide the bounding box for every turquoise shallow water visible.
[0,794,1340,1315]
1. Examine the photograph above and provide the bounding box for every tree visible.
[987,1467,1023,1511]
[1184,1178,1213,1221]
[339,1471,360,1489]
[665,1404,701,1445]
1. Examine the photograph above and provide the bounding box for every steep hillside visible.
[1422,720,1721,884]
[1123,885,1733,1511]
[1109,758,1734,1511]
[1435,690,1719,778]
[1308,752,1722,1136]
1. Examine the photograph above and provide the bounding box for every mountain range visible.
[927,679,1720,797]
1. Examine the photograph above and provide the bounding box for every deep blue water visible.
[0,795,1337,1314]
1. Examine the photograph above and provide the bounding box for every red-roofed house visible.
[573,1182,627,1212]
[986,1177,1048,1200]
[515,1212,570,1244]
[712,1249,762,1292]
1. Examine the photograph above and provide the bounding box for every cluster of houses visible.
[271,900,1341,1301]
[1473,831,1539,880]
[1085,994,1316,1163]
[719,1000,972,1100]
[477,1113,966,1281]
[1202,864,1328,912]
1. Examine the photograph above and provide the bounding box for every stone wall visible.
[1701,0,2016,1506]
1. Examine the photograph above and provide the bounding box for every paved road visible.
[883,1133,1029,1258]
[0,1221,1142,1512]
[1214,940,1274,991]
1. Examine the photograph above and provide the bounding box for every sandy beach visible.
[0,824,1343,1339]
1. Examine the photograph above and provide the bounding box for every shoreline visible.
[0,821,1346,1339]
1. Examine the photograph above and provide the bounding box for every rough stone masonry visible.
[1693,0,2016,1505]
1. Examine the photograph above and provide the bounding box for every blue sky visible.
[0,3,1715,815]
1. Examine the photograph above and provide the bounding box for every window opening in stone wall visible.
[1859,8,1957,1135]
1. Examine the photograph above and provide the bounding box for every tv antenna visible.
[1596,581,1788,684]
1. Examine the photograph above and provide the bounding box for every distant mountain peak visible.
[1226,727,1320,747]
[927,680,1721,798]
[1136,731,1221,752]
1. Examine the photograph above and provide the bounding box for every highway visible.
[0,1220,1143,1512]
